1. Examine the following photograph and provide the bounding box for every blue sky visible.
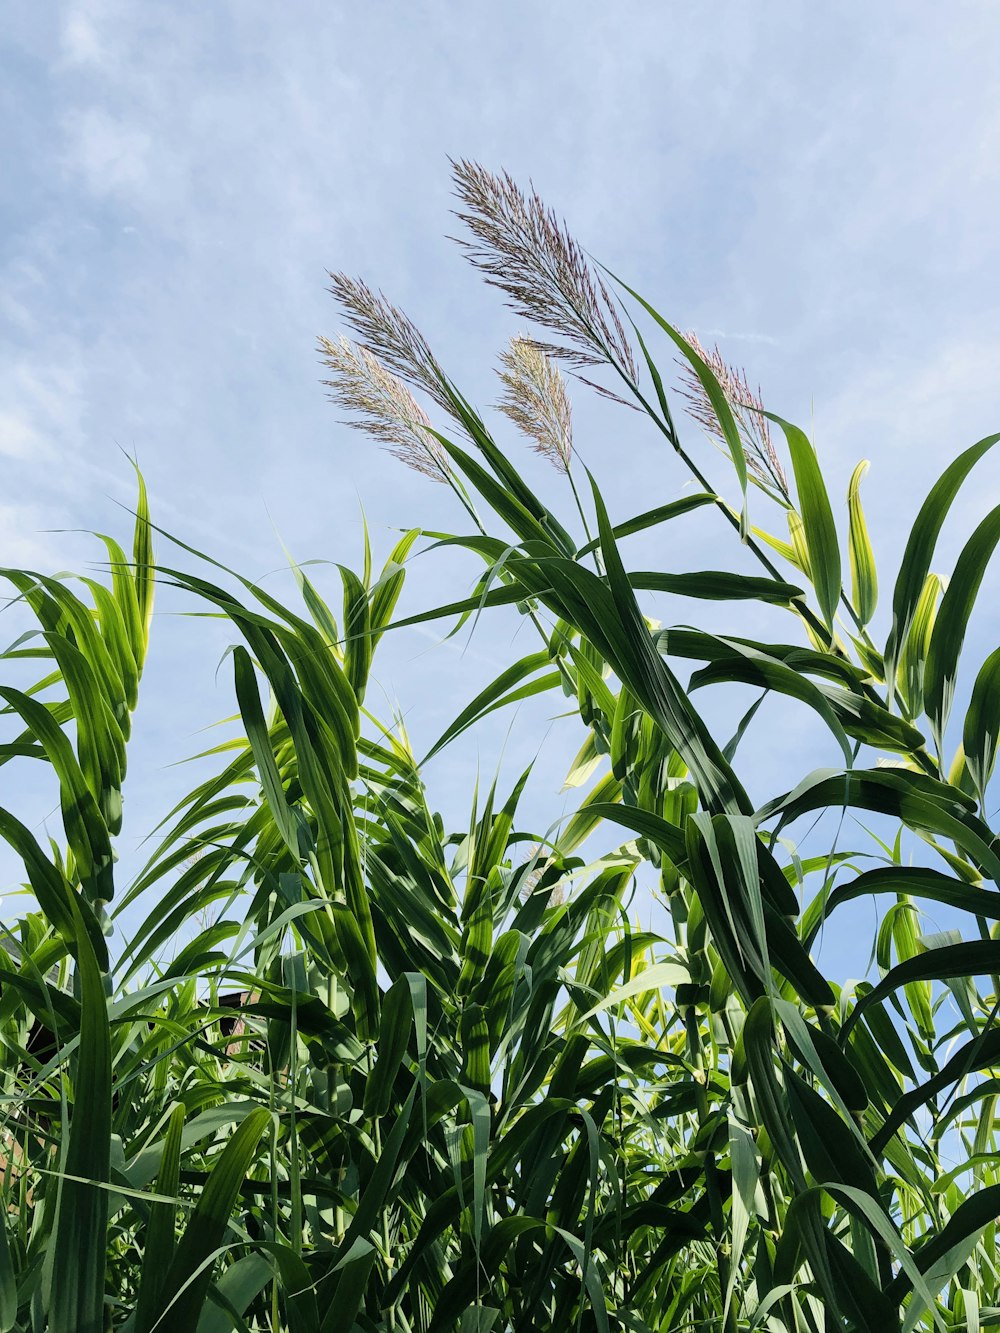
[4,2,1000,966]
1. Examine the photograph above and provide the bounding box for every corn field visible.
[3,161,1000,1332]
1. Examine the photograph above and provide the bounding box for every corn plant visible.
[2,161,1000,1332]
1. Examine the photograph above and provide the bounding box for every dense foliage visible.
[3,163,1000,1332]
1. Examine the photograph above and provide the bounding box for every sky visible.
[4,2,1000,972]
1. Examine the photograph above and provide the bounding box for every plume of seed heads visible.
[318,334,450,482]
[497,338,573,473]
[676,333,789,497]
[519,844,566,906]
[450,158,639,382]
[326,272,455,417]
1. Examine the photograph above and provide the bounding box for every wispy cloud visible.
[0,352,84,462]
[59,1,108,68]
[699,329,779,347]
[61,106,152,198]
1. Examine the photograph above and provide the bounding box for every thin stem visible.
[566,466,603,574]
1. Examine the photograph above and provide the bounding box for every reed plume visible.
[318,334,450,481]
[496,337,573,472]
[326,272,455,418]
[450,158,638,382]
[676,333,789,497]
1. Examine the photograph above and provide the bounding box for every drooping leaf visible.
[884,431,1000,682]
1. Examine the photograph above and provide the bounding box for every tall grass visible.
[2,162,1000,1331]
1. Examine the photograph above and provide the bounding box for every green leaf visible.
[723,1121,758,1329]
[617,281,749,528]
[152,1107,272,1331]
[924,502,1000,749]
[871,1029,1000,1155]
[885,1185,1000,1306]
[131,458,155,662]
[43,893,112,1333]
[0,683,114,906]
[369,528,420,638]
[583,960,689,1017]
[363,974,413,1118]
[340,563,372,703]
[885,431,1000,681]
[804,865,1000,945]
[422,651,558,763]
[135,1103,186,1333]
[576,493,716,557]
[758,767,1000,885]
[460,1004,491,1094]
[197,1254,274,1333]
[764,414,841,630]
[435,432,568,551]
[587,477,751,816]
[631,569,805,605]
[318,1238,377,1333]
[963,644,1000,803]
[841,939,1000,1039]
[783,1067,878,1194]
[847,460,878,625]
[743,999,805,1189]
[232,647,300,859]
[0,1217,15,1333]
[331,903,380,1042]
[687,647,854,765]
[896,573,942,718]
[786,508,811,579]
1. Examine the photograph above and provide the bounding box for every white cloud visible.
[817,336,1000,459]
[0,502,66,568]
[0,410,46,461]
[700,329,780,347]
[0,354,85,462]
[61,7,104,67]
[61,106,151,198]
[56,0,136,72]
